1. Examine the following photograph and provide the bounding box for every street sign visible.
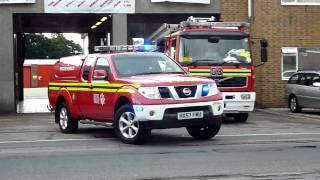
[0,0,35,3]
[45,0,135,14]
[151,0,210,4]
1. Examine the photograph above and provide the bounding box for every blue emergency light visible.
[135,106,144,112]
[94,45,156,53]
[201,84,210,97]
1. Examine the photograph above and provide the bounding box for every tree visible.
[25,33,83,59]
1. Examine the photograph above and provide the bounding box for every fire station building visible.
[1,0,320,113]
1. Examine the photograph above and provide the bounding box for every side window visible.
[82,58,92,81]
[312,74,320,84]
[93,58,110,81]
[288,74,299,84]
[298,73,313,86]
[298,74,306,86]
[82,57,96,81]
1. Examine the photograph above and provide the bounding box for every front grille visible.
[174,85,197,98]
[211,77,247,88]
[158,87,171,99]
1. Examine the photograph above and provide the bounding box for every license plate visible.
[177,111,204,120]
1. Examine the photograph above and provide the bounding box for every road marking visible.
[0,138,106,144]
[0,132,319,144]
[218,132,320,137]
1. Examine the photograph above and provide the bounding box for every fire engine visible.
[148,16,268,122]
[48,45,224,144]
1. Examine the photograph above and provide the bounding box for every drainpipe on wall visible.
[248,0,252,18]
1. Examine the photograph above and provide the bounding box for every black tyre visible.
[186,116,222,140]
[289,95,302,113]
[114,105,150,144]
[55,102,78,133]
[233,113,249,123]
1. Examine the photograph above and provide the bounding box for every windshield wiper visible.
[186,59,219,66]
[133,72,184,75]
[164,72,185,74]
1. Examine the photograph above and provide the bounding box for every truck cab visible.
[48,45,224,144]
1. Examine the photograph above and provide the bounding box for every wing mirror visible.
[313,82,320,87]
[93,70,108,81]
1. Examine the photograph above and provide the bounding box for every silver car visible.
[285,71,320,113]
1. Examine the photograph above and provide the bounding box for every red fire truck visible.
[48,45,224,144]
[148,17,268,122]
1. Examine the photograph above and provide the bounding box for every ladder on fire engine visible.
[147,16,249,44]
[147,23,180,44]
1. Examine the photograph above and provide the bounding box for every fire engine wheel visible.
[233,113,249,123]
[114,105,150,144]
[289,96,302,113]
[56,102,78,134]
[186,117,222,140]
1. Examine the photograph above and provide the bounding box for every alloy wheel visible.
[119,112,139,139]
[59,107,68,130]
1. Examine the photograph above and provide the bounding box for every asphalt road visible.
[0,111,320,180]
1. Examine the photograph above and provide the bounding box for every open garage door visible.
[14,14,112,113]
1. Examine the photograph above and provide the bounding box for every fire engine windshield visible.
[111,53,185,77]
[179,35,251,65]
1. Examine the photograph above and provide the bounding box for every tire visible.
[55,102,78,133]
[289,95,302,113]
[186,116,222,140]
[233,113,249,123]
[114,105,150,144]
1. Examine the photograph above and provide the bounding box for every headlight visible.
[202,84,219,97]
[138,87,161,99]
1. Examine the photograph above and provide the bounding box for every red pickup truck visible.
[48,50,224,144]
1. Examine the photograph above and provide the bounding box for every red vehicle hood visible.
[117,74,214,87]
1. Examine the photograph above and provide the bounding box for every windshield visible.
[179,35,251,65]
[112,53,185,77]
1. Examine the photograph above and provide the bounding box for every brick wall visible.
[252,0,320,108]
[221,0,320,108]
[220,0,248,22]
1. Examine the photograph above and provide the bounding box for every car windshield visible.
[111,53,185,77]
[179,35,251,65]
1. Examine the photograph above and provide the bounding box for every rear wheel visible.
[186,117,222,140]
[114,105,150,144]
[289,96,302,113]
[56,102,78,133]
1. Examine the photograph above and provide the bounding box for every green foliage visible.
[25,33,83,59]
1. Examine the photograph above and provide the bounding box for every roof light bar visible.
[94,45,157,53]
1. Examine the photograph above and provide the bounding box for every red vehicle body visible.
[149,17,268,122]
[48,50,224,144]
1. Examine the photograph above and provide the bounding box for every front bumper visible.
[133,101,223,129]
[223,92,256,113]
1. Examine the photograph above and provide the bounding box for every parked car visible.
[285,71,320,113]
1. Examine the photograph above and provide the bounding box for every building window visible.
[281,47,298,80]
[281,47,320,80]
[281,0,320,5]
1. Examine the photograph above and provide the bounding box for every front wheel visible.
[114,105,150,144]
[233,113,249,123]
[186,117,222,140]
[289,96,302,113]
[56,102,78,133]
